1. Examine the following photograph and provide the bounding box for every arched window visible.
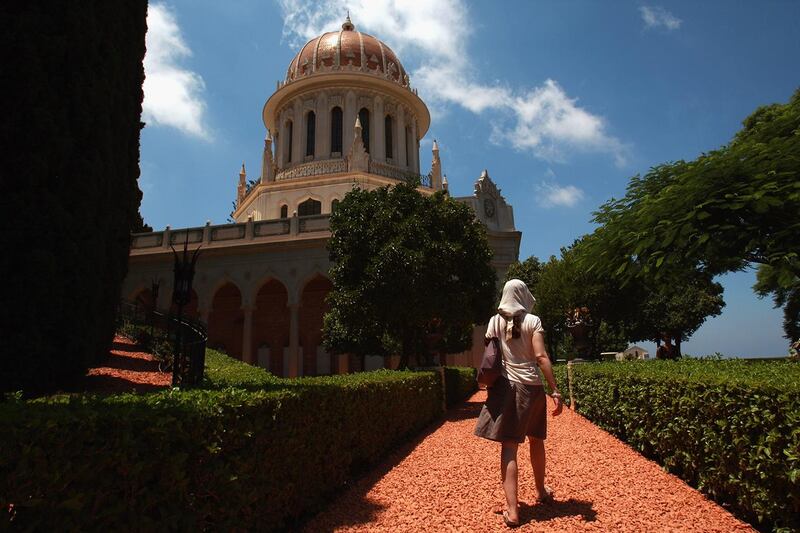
[384,115,393,159]
[286,120,294,163]
[331,199,340,212]
[358,108,370,153]
[298,198,322,217]
[305,111,315,157]
[330,107,343,154]
[280,204,288,218]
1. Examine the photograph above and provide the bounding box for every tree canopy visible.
[581,89,799,340]
[324,182,496,368]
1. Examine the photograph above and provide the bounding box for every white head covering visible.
[497,279,536,341]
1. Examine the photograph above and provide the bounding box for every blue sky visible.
[139,0,800,357]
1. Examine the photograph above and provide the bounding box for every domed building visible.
[123,17,521,376]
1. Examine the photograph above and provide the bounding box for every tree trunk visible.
[674,333,682,358]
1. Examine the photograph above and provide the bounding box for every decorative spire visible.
[348,115,369,172]
[236,163,247,207]
[442,174,449,193]
[342,12,354,31]
[430,139,442,190]
[261,133,275,184]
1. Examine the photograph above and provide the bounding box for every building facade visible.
[122,17,521,376]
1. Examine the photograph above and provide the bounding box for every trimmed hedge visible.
[0,1,147,393]
[444,366,477,407]
[0,353,443,530]
[566,360,800,532]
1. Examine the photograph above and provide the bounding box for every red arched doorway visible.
[207,283,244,359]
[252,279,290,376]
[299,275,333,375]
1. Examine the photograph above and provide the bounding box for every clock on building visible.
[483,198,496,218]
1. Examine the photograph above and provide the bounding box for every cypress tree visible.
[0,1,148,393]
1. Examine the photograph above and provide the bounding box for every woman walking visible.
[474,279,563,528]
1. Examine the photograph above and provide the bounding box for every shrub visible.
[0,358,443,531]
[444,366,477,407]
[566,360,800,532]
[0,1,147,393]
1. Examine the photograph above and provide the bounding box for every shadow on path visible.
[519,497,597,524]
[300,394,484,531]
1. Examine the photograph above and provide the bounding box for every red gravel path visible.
[305,390,754,532]
[84,335,170,393]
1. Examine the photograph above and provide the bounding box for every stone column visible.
[242,305,254,364]
[288,303,300,377]
[276,111,285,167]
[315,92,327,159]
[343,91,357,157]
[373,96,385,162]
[397,107,407,168]
[292,99,302,164]
[410,119,419,173]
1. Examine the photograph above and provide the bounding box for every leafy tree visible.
[621,271,725,356]
[581,89,800,339]
[324,182,496,368]
[754,265,800,341]
[505,256,544,292]
[512,243,724,359]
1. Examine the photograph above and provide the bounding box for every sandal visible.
[537,485,555,504]
[502,510,520,529]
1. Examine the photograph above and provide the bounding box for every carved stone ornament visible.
[474,169,505,201]
[483,198,496,218]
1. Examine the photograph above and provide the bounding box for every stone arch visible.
[298,197,322,217]
[299,274,333,376]
[251,278,290,375]
[358,107,370,153]
[207,282,244,359]
[285,119,294,164]
[330,106,343,154]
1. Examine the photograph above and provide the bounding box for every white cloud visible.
[639,6,682,31]
[143,3,212,140]
[278,0,627,165]
[535,182,585,208]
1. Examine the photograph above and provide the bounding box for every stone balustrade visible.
[130,215,331,254]
[273,157,431,187]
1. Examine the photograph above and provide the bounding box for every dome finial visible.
[342,11,354,31]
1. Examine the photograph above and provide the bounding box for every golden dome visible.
[285,16,410,88]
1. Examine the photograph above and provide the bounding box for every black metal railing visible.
[117,299,208,388]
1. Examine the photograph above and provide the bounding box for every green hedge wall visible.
[0,357,443,530]
[444,366,477,407]
[0,1,147,393]
[566,360,800,532]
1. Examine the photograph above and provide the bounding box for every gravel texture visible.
[304,389,755,532]
[84,335,170,393]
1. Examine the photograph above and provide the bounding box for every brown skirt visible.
[474,376,547,443]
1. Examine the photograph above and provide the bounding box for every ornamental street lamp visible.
[149,278,160,340]
[170,234,201,387]
[566,307,593,360]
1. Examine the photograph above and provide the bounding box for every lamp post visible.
[171,234,201,387]
[149,278,160,339]
[566,307,593,360]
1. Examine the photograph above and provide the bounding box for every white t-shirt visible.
[486,313,544,386]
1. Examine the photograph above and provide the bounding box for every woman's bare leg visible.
[501,441,520,522]
[529,437,547,498]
